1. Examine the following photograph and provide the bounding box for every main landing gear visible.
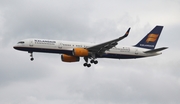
[83,63,91,67]
[90,60,98,64]
[29,52,34,61]
[83,57,98,67]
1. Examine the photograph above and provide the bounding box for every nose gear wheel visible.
[29,52,34,61]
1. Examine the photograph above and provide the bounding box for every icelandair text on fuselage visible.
[140,44,154,47]
[34,40,56,45]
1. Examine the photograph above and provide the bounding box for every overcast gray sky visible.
[0,0,180,104]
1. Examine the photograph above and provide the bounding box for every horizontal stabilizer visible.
[144,47,168,53]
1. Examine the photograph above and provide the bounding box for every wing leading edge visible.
[87,28,131,55]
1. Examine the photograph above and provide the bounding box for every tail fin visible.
[134,26,163,49]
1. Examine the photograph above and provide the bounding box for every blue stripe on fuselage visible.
[13,46,73,55]
[100,53,145,59]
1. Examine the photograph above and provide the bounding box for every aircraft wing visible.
[87,28,131,55]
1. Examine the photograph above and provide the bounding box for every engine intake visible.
[73,48,89,57]
[61,54,80,62]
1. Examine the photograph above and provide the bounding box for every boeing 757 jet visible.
[13,26,168,67]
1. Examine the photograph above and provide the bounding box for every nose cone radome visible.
[13,46,16,49]
[13,45,19,50]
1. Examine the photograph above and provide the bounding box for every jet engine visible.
[61,54,80,62]
[72,48,89,57]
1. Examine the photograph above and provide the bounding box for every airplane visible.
[13,25,168,67]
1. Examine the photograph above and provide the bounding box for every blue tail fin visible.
[134,26,163,49]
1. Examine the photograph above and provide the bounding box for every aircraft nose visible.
[13,46,18,50]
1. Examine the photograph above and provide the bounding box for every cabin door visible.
[58,43,63,49]
[135,49,138,54]
[29,40,33,47]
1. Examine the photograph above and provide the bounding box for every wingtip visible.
[125,27,131,36]
[163,47,168,49]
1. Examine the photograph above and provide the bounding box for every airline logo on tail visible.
[146,34,158,43]
[134,26,163,49]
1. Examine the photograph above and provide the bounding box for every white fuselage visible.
[13,39,161,59]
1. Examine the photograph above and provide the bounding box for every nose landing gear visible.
[29,52,34,61]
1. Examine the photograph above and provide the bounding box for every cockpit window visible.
[18,41,25,44]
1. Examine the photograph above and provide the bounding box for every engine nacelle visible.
[73,48,89,57]
[61,54,80,62]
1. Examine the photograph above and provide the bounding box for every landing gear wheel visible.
[87,64,91,67]
[30,58,34,61]
[94,60,98,64]
[84,63,87,66]
[29,52,34,61]
[90,60,98,64]
[90,60,94,63]
[83,63,91,67]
